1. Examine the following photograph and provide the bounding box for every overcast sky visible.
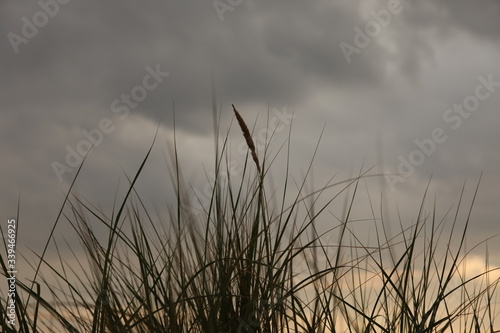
[1,0,500,276]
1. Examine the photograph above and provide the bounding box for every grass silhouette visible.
[1,104,499,332]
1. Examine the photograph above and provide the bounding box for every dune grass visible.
[1,104,499,332]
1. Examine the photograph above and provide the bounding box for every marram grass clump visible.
[1,105,499,333]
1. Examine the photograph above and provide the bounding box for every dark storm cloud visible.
[1,0,500,260]
[2,0,498,114]
[407,0,500,39]
[1,0,403,133]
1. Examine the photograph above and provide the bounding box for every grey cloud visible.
[1,0,404,134]
[1,0,500,260]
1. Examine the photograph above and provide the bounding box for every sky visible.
[1,0,500,280]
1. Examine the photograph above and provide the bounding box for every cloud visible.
[0,0,499,261]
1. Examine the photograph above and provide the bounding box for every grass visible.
[1,103,499,332]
